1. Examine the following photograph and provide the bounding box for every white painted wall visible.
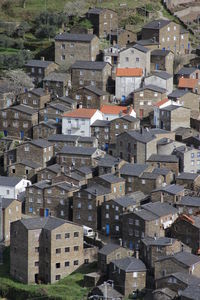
[115,76,142,100]
[145,75,173,95]
[103,109,136,121]
[0,178,31,199]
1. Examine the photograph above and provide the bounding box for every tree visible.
[3,69,34,95]
[64,0,87,18]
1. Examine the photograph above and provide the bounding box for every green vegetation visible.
[0,247,97,300]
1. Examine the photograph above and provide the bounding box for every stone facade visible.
[150,50,174,74]
[33,122,61,140]
[25,59,58,84]
[159,106,190,132]
[18,88,51,110]
[73,86,109,109]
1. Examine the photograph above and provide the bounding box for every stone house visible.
[173,145,200,173]
[115,68,143,100]
[168,89,200,111]
[0,79,15,110]
[43,72,71,97]
[56,146,105,169]
[176,196,200,216]
[144,71,173,95]
[73,86,109,110]
[176,67,200,81]
[151,168,174,185]
[10,217,84,284]
[151,184,185,204]
[159,105,190,131]
[101,192,148,238]
[90,119,110,150]
[0,198,21,245]
[56,95,77,110]
[137,39,160,51]
[18,88,51,110]
[25,59,58,84]
[103,45,120,66]
[86,8,118,38]
[154,251,200,280]
[109,29,136,47]
[133,85,167,119]
[40,101,70,124]
[181,285,200,300]
[37,164,62,182]
[62,108,103,137]
[136,172,165,195]
[55,33,99,67]
[153,288,177,300]
[171,215,200,254]
[176,173,200,189]
[146,154,179,175]
[33,120,61,140]
[71,61,112,92]
[150,49,174,74]
[156,138,184,156]
[122,202,178,250]
[141,19,189,55]
[153,99,176,128]
[140,237,184,272]
[118,44,151,76]
[8,160,42,182]
[97,154,125,175]
[0,105,38,139]
[98,243,133,274]
[113,129,157,163]
[178,78,200,94]
[109,257,146,296]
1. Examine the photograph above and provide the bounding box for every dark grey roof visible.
[113,192,147,208]
[159,251,200,267]
[30,88,48,97]
[71,61,108,70]
[168,89,189,99]
[134,208,158,221]
[134,84,166,94]
[58,146,98,156]
[167,272,200,286]
[143,19,171,29]
[46,164,62,174]
[14,159,41,169]
[2,198,16,209]
[99,173,125,184]
[132,44,150,53]
[48,102,69,112]
[11,104,37,115]
[142,237,176,246]
[152,71,173,79]
[153,288,176,298]
[161,105,183,111]
[180,285,200,299]
[142,201,178,217]
[84,85,108,96]
[97,154,121,167]
[25,60,54,68]
[48,134,78,142]
[137,39,159,46]
[78,136,96,143]
[111,257,146,272]
[0,176,23,187]
[177,67,197,75]
[43,72,69,82]
[55,182,78,191]
[152,168,172,176]
[151,49,171,57]
[32,180,51,189]
[147,154,178,163]
[55,33,95,42]
[174,145,193,153]
[76,166,93,175]
[177,196,200,207]
[58,96,77,105]
[120,163,148,177]
[91,120,110,127]
[86,184,110,196]
[33,119,58,129]
[153,184,185,195]
[126,130,156,143]
[95,284,123,299]
[140,172,161,180]
[176,172,199,180]
[98,243,121,255]
[30,139,52,148]
[120,115,139,122]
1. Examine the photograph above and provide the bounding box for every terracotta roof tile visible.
[116,68,143,77]
[62,108,98,118]
[178,78,198,89]
[100,105,128,114]
[154,98,169,107]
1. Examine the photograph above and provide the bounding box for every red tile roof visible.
[178,78,198,89]
[116,68,143,77]
[62,108,97,118]
[154,98,169,107]
[100,105,128,115]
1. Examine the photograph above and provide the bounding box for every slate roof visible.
[84,85,108,96]
[43,72,69,82]
[177,196,200,207]
[14,159,41,169]
[76,166,93,175]
[152,168,172,176]
[111,257,146,272]
[30,88,47,97]
[0,176,23,187]
[147,154,178,163]
[143,19,171,29]
[151,49,171,57]
[180,285,200,299]
[91,120,110,127]
[25,59,55,68]
[120,163,149,177]
[177,67,197,75]
[55,33,95,42]
[99,173,125,184]
[48,134,78,142]
[58,146,98,156]
[140,172,161,180]
[134,84,166,94]
[166,272,200,286]
[153,184,184,195]
[127,130,156,143]
[71,61,107,70]
[134,208,158,221]
[161,105,182,111]
[176,172,199,180]
[97,154,121,167]
[142,201,178,217]
[152,71,173,79]
[113,192,147,208]
[132,44,150,53]
[142,237,176,246]
[46,164,62,174]
[58,96,77,105]
[98,243,121,255]
[48,102,69,112]
[158,251,200,267]
[30,139,52,148]
[11,105,37,115]
[87,7,104,14]
[168,89,189,99]
[32,180,51,189]
[1,198,16,209]
[120,115,139,122]
[86,184,110,196]
[137,39,159,46]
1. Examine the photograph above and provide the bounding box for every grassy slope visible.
[0,247,96,300]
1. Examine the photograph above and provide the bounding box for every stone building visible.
[109,29,136,47]
[144,71,173,95]
[55,33,99,67]
[10,217,84,284]
[159,105,190,131]
[176,173,200,189]
[43,72,71,97]
[40,101,70,124]
[86,8,118,38]
[173,145,200,173]
[146,154,179,175]
[151,184,185,204]
[25,59,58,84]
[91,120,111,150]
[168,89,200,111]
[0,79,15,110]
[33,120,61,140]
[176,196,200,216]
[150,50,174,74]
[73,86,109,109]
[18,88,51,110]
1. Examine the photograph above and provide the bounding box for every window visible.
[140,101,144,105]
[136,57,139,62]
[79,80,83,85]
[116,225,119,231]
[65,247,70,253]
[140,92,144,97]
[174,36,176,41]
[88,215,92,221]
[142,179,146,184]
[133,272,138,278]
[74,246,79,251]
[61,43,65,49]
[61,55,65,60]
[3,121,7,127]
[148,101,152,105]
[106,213,109,219]
[33,99,37,105]
[74,260,79,266]
[80,70,83,76]
[35,261,39,267]
[56,248,61,254]
[106,204,109,210]
[191,153,195,159]
[167,26,170,31]
[56,234,61,240]
[56,263,60,268]
[113,187,116,193]
[23,123,28,128]
[128,218,133,225]
[135,219,140,226]
[115,215,119,220]
[78,192,81,198]
[47,189,52,194]
[115,124,119,129]
[29,207,33,213]
[124,124,128,129]
[74,232,79,237]
[191,160,195,166]
[2,111,6,117]
[47,198,51,204]
[37,198,42,204]
[6,190,9,195]
[174,25,176,30]
[88,204,92,210]
[55,275,60,280]
[65,261,70,267]
[60,210,64,216]
[70,43,74,48]
[91,80,95,86]
[60,199,64,205]
[126,57,129,62]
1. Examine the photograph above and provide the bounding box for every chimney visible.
[41,56,45,61]
[135,250,139,259]
[119,238,122,247]
[119,110,123,117]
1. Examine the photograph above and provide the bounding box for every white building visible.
[144,71,173,95]
[115,68,143,100]
[153,98,176,128]
[0,176,31,199]
[62,108,103,137]
[100,105,136,121]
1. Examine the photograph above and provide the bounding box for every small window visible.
[74,232,79,237]
[55,275,60,280]
[74,246,79,251]
[65,261,70,267]
[56,234,61,240]
[56,248,61,254]
[65,247,70,253]
[56,263,60,268]
[65,233,70,239]
[74,260,79,266]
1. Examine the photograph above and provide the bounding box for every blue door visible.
[20,131,24,139]
[162,47,165,51]
[4,130,7,137]
[56,117,59,123]
[129,241,133,250]
[44,116,48,122]
[45,209,49,217]
[156,63,159,70]
[121,95,126,103]
[105,143,109,151]
[106,224,110,235]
